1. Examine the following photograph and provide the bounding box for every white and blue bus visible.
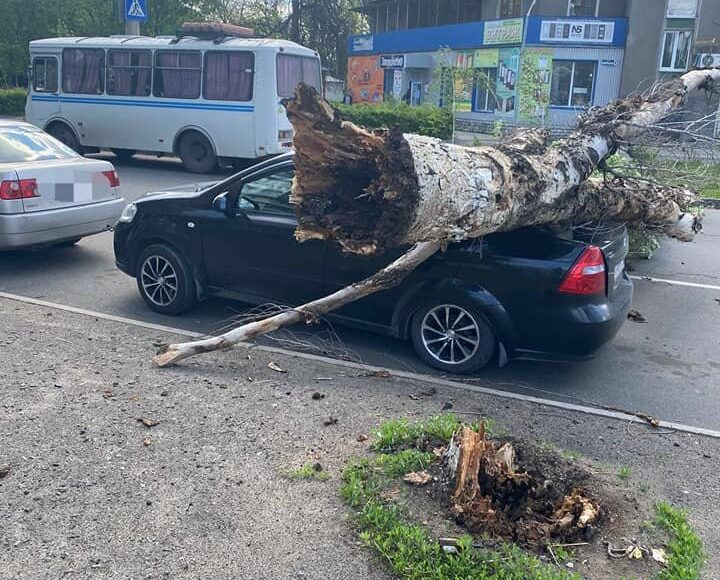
[26,30,321,173]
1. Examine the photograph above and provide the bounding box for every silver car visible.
[0,120,124,249]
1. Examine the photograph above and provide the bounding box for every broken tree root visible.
[445,426,599,546]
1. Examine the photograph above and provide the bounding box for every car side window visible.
[239,168,294,215]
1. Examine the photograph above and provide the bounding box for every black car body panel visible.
[114,153,632,364]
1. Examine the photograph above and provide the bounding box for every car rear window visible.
[0,126,79,163]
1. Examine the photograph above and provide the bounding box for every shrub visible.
[335,101,453,140]
[0,88,27,117]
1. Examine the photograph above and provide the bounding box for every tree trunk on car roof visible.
[153,69,717,367]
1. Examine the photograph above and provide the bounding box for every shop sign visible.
[539,20,615,44]
[380,54,405,69]
[352,35,374,52]
[600,59,617,66]
[473,48,500,68]
[483,18,524,45]
[518,47,553,124]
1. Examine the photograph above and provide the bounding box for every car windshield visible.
[0,126,79,163]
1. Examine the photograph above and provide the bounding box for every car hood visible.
[139,181,218,201]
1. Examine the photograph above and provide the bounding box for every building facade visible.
[347,0,720,132]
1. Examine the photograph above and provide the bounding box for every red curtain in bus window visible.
[204,52,253,101]
[277,55,320,98]
[62,49,104,94]
[110,52,132,95]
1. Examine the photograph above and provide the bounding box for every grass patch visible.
[560,449,581,461]
[655,502,705,580]
[341,416,577,580]
[371,413,494,453]
[617,466,631,480]
[283,462,331,481]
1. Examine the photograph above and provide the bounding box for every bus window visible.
[62,48,105,94]
[204,51,254,101]
[276,54,321,98]
[33,57,58,93]
[154,51,201,99]
[108,50,152,97]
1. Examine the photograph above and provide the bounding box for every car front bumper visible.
[0,198,125,249]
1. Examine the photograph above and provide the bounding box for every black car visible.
[114,153,632,374]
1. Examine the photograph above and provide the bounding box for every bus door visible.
[29,55,60,124]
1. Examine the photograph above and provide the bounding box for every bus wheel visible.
[178,132,217,174]
[112,148,136,162]
[48,123,82,154]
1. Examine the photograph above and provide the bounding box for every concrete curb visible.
[2,290,719,439]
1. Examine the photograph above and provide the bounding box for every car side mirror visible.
[212,192,229,214]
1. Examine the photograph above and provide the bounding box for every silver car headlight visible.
[119,202,137,223]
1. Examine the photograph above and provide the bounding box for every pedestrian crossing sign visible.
[125,0,148,21]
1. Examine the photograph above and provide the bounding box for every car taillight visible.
[0,178,39,200]
[102,170,120,188]
[557,246,606,296]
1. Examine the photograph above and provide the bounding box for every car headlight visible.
[119,202,137,223]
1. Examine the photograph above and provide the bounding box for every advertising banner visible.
[494,47,519,117]
[453,51,474,112]
[380,54,405,68]
[483,18,523,45]
[347,55,384,104]
[473,48,500,69]
[518,47,553,123]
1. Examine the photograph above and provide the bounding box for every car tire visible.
[178,132,217,174]
[48,123,82,153]
[136,244,196,315]
[112,148,136,162]
[410,300,495,374]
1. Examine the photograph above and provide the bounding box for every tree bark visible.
[153,69,718,366]
[284,71,718,254]
[153,241,440,367]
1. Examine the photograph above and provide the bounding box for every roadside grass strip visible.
[655,502,706,580]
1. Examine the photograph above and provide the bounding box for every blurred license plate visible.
[613,261,624,287]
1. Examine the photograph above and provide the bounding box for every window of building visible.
[377,3,388,31]
[567,0,599,17]
[276,54,321,98]
[660,30,693,71]
[461,0,483,22]
[204,52,254,101]
[407,0,419,28]
[550,60,595,107]
[666,0,698,18]
[107,50,151,97]
[418,0,438,27]
[472,68,498,112]
[32,57,58,93]
[499,0,522,18]
[153,51,201,99]
[62,49,105,95]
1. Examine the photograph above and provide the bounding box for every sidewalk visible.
[1,297,718,579]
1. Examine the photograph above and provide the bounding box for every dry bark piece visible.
[267,361,287,373]
[142,436,152,446]
[0,464,10,478]
[137,417,160,428]
[403,471,432,485]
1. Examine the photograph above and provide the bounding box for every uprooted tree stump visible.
[444,426,600,546]
[154,69,720,367]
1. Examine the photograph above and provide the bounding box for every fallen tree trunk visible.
[153,69,717,366]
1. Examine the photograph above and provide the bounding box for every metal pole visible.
[520,0,538,124]
[126,20,140,35]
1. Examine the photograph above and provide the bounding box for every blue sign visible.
[125,0,148,21]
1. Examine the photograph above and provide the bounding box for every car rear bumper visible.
[0,198,125,249]
[513,276,633,357]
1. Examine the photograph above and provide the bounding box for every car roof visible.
[0,119,39,130]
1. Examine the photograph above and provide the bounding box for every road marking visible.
[630,275,720,292]
[2,290,720,440]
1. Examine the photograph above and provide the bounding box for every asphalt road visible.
[2,153,719,430]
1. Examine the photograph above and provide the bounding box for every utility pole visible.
[117,0,142,35]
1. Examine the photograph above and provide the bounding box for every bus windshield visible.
[276,54,321,98]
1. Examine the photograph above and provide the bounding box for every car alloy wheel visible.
[420,304,481,365]
[140,255,178,307]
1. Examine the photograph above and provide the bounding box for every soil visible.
[1,297,719,579]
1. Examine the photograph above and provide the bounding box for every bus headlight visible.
[119,202,137,223]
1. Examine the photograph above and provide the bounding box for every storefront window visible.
[473,68,498,112]
[666,0,698,18]
[567,0,599,17]
[550,60,595,108]
[660,30,693,71]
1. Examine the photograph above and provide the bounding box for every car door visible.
[201,163,327,305]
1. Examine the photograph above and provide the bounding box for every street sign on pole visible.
[125,0,148,21]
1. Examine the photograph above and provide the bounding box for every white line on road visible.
[2,290,720,439]
[630,275,720,291]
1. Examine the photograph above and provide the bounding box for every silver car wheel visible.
[420,305,481,365]
[140,255,178,307]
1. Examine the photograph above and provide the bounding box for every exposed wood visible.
[154,70,719,366]
[153,241,440,366]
